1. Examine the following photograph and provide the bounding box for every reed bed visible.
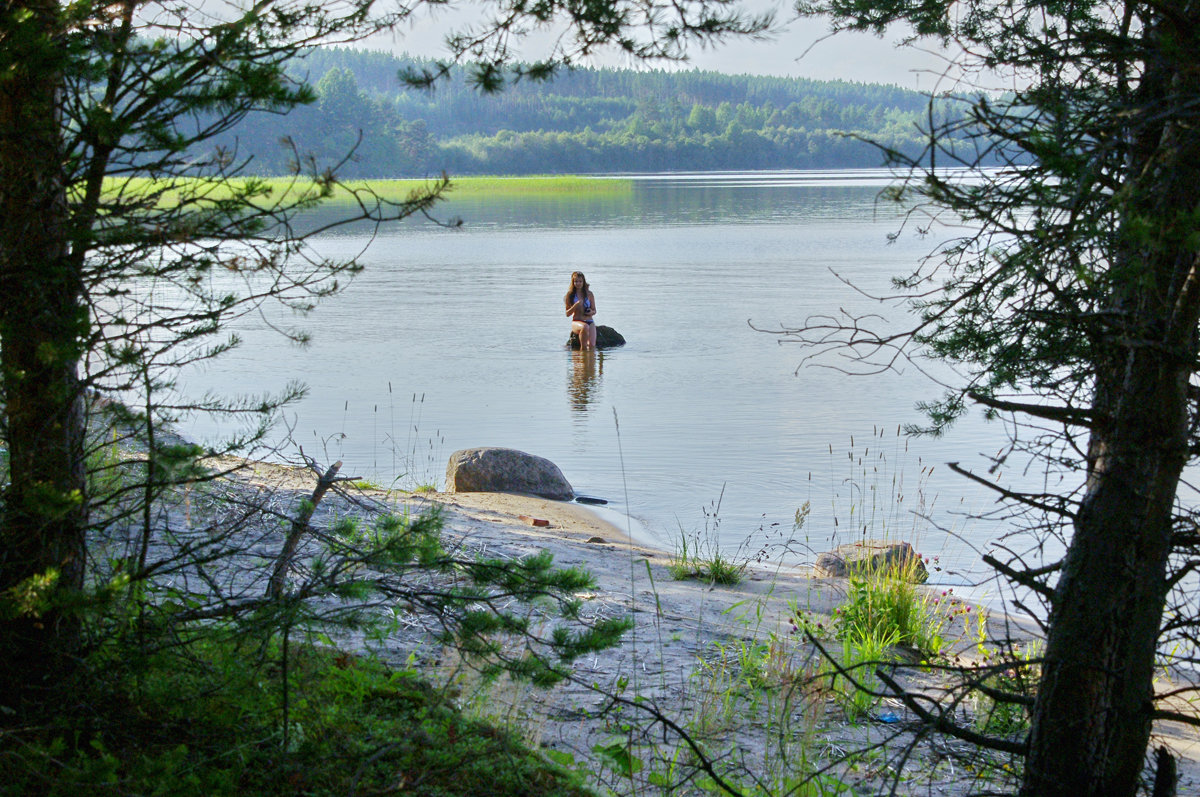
[99,174,634,208]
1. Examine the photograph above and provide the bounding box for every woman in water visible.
[565,271,598,350]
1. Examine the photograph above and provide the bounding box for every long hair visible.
[564,271,589,307]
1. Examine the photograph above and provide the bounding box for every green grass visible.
[791,553,975,726]
[344,478,382,491]
[823,559,968,662]
[100,175,634,208]
[666,528,747,585]
[666,492,750,586]
[0,636,595,797]
[972,639,1040,737]
[834,624,899,721]
[679,622,854,795]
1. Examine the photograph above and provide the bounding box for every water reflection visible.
[290,172,909,238]
[567,349,603,414]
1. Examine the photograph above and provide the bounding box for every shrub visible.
[0,634,597,797]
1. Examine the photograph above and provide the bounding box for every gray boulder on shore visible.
[813,539,928,583]
[445,447,575,500]
[567,325,626,350]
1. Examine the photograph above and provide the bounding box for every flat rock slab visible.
[445,447,575,501]
[813,539,928,583]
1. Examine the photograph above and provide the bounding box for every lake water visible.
[181,170,1040,589]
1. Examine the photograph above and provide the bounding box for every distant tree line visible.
[214,48,967,176]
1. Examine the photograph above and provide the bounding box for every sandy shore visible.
[422,487,851,643]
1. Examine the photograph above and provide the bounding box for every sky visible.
[676,20,958,91]
[363,3,964,92]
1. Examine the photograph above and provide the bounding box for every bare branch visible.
[875,669,1029,756]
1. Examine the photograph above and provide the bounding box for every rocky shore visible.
[191,455,1199,795]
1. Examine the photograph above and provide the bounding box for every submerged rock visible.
[445,447,574,500]
[567,325,626,350]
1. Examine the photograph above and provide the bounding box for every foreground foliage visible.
[0,635,594,797]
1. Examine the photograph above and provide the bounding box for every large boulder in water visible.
[445,447,574,500]
[568,325,626,350]
[813,540,928,583]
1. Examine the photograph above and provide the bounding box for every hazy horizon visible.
[363,5,967,92]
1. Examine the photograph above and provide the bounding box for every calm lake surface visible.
[182,170,1040,588]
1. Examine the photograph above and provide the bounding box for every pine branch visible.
[966,391,1096,427]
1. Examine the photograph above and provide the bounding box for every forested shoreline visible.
[215,48,966,177]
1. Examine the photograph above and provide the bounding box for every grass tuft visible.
[666,488,749,586]
[667,529,747,585]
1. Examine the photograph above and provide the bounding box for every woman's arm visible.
[566,296,581,316]
[586,291,597,317]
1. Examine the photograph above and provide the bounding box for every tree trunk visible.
[1020,372,1182,794]
[1020,25,1200,792]
[0,0,88,711]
